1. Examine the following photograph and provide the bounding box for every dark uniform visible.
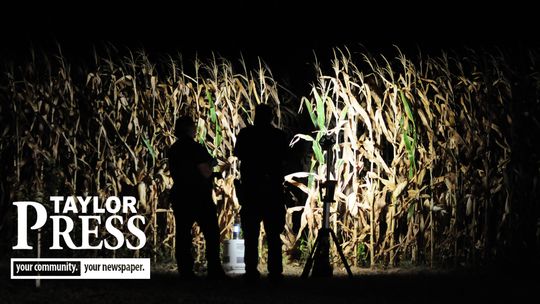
[169,135,222,276]
[234,123,288,278]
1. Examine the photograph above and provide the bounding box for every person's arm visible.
[197,162,213,179]
[194,144,215,179]
[233,129,244,160]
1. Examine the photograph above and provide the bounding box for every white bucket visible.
[222,239,246,274]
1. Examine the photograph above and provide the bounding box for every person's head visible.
[175,116,196,139]
[254,104,274,126]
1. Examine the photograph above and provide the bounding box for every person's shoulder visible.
[238,125,256,137]
[172,138,201,151]
[243,125,257,132]
[185,140,210,159]
[271,126,287,138]
[170,141,180,152]
[192,140,207,151]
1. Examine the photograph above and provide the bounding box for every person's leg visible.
[196,201,225,276]
[173,208,195,277]
[263,198,286,278]
[240,204,262,278]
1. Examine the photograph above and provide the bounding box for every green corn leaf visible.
[313,132,325,164]
[409,128,417,173]
[400,90,414,126]
[407,202,416,221]
[339,105,349,121]
[206,91,217,124]
[301,97,317,127]
[400,91,417,179]
[313,89,326,131]
[214,124,222,151]
[403,133,415,178]
[313,141,324,164]
[142,137,156,165]
[308,159,317,189]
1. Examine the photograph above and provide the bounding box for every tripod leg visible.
[329,229,354,278]
[311,229,332,277]
[301,234,321,279]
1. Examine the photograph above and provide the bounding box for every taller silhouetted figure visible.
[234,104,289,280]
[168,116,225,279]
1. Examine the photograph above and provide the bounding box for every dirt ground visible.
[1,263,538,304]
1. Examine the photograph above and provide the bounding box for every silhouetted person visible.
[234,104,289,280]
[168,116,225,279]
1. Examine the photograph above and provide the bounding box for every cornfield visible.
[1,45,539,269]
[289,47,539,268]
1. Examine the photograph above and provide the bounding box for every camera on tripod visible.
[319,133,335,151]
[319,133,337,203]
[301,132,353,278]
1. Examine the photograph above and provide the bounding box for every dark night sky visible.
[2,1,538,51]
[1,0,539,94]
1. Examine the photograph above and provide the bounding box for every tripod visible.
[301,135,353,278]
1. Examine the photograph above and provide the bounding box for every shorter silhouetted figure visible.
[234,104,289,281]
[168,116,225,279]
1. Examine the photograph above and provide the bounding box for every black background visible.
[1,1,539,98]
[2,1,538,89]
[2,1,538,58]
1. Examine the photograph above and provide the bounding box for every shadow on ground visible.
[1,265,538,304]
